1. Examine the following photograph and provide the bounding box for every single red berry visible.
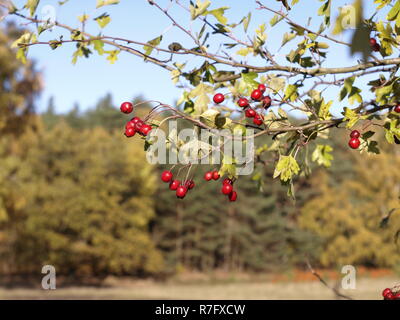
[213,93,225,104]
[169,180,180,191]
[258,83,266,93]
[204,172,213,181]
[124,127,136,138]
[385,292,395,300]
[184,180,195,190]
[120,102,133,114]
[125,121,136,129]
[140,124,152,136]
[212,170,220,180]
[131,117,141,125]
[251,89,263,101]
[228,191,237,202]
[176,185,188,199]
[369,38,377,47]
[348,138,361,149]
[262,96,272,108]
[135,119,144,131]
[161,170,173,183]
[372,43,381,52]
[253,114,264,126]
[245,108,256,118]
[237,97,249,108]
[382,288,392,298]
[350,130,360,139]
[394,104,400,113]
[221,183,233,195]
[223,178,233,185]
[188,180,195,189]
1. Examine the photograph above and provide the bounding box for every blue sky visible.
[7,0,379,114]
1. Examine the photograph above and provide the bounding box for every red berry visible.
[161,170,173,183]
[372,43,381,52]
[382,288,392,298]
[188,180,195,189]
[251,89,263,101]
[120,102,133,114]
[221,183,233,195]
[369,38,377,46]
[131,117,141,124]
[135,119,144,131]
[176,186,188,199]
[348,138,360,149]
[394,104,400,113]
[125,121,136,129]
[385,292,395,300]
[213,93,225,104]
[228,191,237,202]
[204,172,213,181]
[212,170,220,180]
[124,127,136,137]
[185,180,195,190]
[140,124,152,136]
[245,108,256,118]
[395,293,400,300]
[350,130,360,139]
[262,96,272,108]
[258,84,266,93]
[237,97,249,108]
[223,178,233,185]
[253,114,264,126]
[169,180,180,190]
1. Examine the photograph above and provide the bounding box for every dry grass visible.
[0,276,398,300]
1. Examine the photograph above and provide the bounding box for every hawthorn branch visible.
[306,259,353,300]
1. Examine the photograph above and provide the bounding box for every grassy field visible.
[0,276,398,300]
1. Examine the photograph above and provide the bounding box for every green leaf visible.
[342,107,362,128]
[367,141,380,154]
[387,0,400,21]
[25,0,39,16]
[281,32,296,47]
[94,13,111,28]
[318,0,331,25]
[203,7,229,25]
[241,72,259,90]
[236,47,252,56]
[312,144,333,167]
[78,14,90,23]
[106,49,119,64]
[96,0,119,9]
[284,84,299,102]
[190,0,211,20]
[273,155,300,182]
[92,39,105,55]
[270,14,283,27]
[268,77,286,93]
[243,12,251,32]
[189,83,214,114]
[143,36,162,56]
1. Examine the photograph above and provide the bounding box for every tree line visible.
[1,23,399,280]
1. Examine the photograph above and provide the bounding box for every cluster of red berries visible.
[160,169,238,201]
[204,170,237,201]
[348,130,361,149]
[120,102,153,137]
[382,287,400,300]
[369,38,381,52]
[213,84,272,127]
[161,170,195,199]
